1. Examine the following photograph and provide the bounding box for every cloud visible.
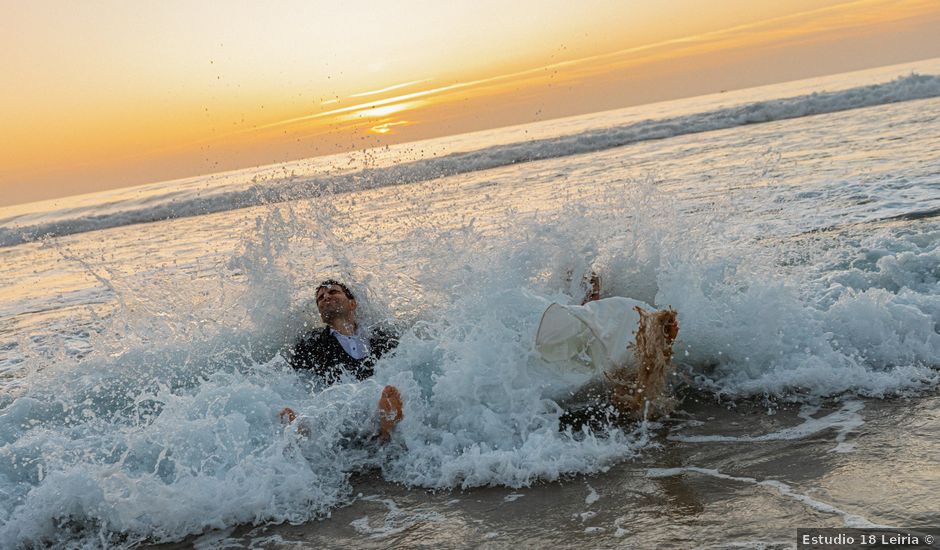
[181,0,939,154]
[349,79,432,98]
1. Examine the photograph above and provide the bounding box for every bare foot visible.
[377,385,404,442]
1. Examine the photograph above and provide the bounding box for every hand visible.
[278,407,297,424]
[581,272,601,304]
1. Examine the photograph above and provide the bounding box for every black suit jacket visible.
[287,326,398,386]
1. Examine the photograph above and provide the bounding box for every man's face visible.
[315,284,356,322]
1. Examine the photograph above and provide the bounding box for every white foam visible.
[613,516,628,538]
[4,178,934,546]
[350,497,445,539]
[577,511,597,522]
[658,222,940,399]
[585,483,600,504]
[192,526,236,549]
[669,400,864,453]
[646,467,890,528]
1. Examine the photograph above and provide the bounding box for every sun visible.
[342,101,424,120]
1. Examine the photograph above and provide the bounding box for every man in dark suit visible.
[280,280,403,440]
[286,279,398,383]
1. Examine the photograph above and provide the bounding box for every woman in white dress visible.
[534,274,680,427]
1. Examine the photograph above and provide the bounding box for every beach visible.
[1,59,938,548]
[155,395,939,548]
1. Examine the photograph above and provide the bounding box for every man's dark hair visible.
[317,279,355,300]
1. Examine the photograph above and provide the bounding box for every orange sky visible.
[2,0,940,206]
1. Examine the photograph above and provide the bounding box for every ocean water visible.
[0,58,938,548]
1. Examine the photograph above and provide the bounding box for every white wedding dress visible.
[535,296,649,376]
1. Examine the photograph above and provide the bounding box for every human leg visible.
[609,307,680,419]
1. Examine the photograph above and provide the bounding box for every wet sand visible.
[153,392,939,549]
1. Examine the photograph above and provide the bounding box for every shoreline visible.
[151,392,939,549]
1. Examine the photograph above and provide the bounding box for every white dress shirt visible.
[330,327,371,360]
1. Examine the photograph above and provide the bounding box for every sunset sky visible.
[2,0,940,206]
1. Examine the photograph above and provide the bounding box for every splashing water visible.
[1,63,939,546]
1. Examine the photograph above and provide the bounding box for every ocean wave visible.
[2,180,938,547]
[3,72,940,248]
